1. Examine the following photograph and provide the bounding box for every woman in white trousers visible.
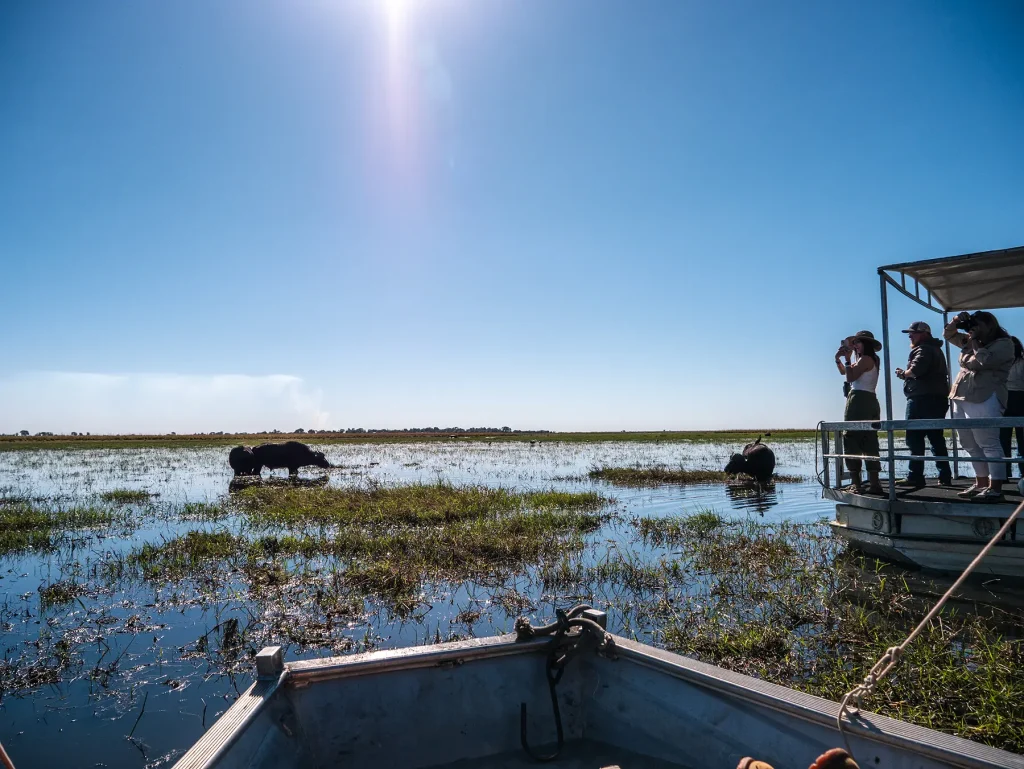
[944,310,1015,502]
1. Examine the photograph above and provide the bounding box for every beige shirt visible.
[943,329,1015,408]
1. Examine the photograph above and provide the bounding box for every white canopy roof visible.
[881,246,1024,311]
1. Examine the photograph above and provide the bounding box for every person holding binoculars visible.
[944,310,1015,502]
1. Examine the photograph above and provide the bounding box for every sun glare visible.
[377,0,417,171]
[383,0,413,40]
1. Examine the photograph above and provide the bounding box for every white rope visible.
[836,497,1024,757]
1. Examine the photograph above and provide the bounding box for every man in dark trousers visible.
[895,321,952,487]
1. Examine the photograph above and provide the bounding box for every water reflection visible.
[724,480,779,515]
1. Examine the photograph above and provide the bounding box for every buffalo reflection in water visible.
[724,480,778,516]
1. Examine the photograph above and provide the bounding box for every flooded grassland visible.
[0,440,1021,767]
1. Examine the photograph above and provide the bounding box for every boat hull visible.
[830,521,1024,577]
[828,493,1024,577]
[172,632,1023,769]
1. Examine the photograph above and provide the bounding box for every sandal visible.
[736,749,860,769]
[736,760,774,769]
[810,749,860,769]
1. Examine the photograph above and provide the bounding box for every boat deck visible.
[427,741,688,769]
[882,478,1023,505]
[824,477,1023,516]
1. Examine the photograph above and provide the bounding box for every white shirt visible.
[850,358,879,392]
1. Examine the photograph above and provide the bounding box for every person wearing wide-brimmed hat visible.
[835,330,883,494]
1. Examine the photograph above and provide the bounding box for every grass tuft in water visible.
[181,501,229,520]
[0,501,122,553]
[129,531,240,580]
[39,580,87,609]
[634,508,726,543]
[233,481,608,528]
[100,489,152,504]
[589,465,803,487]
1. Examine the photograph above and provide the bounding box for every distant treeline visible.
[6,427,553,437]
[299,427,552,435]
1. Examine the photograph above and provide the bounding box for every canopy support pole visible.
[944,311,959,478]
[880,273,896,500]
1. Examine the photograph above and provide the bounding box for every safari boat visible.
[819,246,1024,576]
[171,608,1022,769]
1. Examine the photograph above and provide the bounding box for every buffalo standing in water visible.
[229,441,332,477]
[723,436,776,484]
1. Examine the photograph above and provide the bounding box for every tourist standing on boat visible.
[835,331,883,494]
[894,321,952,487]
[944,311,1014,502]
[999,336,1024,479]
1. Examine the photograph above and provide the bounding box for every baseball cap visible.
[901,321,931,334]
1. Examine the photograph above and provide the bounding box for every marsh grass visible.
[181,501,229,520]
[0,429,820,452]
[129,531,239,580]
[233,481,607,528]
[100,489,152,504]
[130,510,605,590]
[589,465,804,487]
[0,637,76,697]
[611,516,1024,752]
[39,580,87,609]
[127,483,611,605]
[0,501,123,553]
[634,508,725,542]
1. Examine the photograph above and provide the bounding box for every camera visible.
[954,311,975,331]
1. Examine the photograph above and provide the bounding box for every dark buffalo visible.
[723,436,776,484]
[228,441,332,477]
[229,445,259,476]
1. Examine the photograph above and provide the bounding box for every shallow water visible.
[0,440,832,769]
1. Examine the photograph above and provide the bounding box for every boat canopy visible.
[879,245,1024,312]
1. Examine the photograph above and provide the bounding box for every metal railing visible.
[817,417,1024,501]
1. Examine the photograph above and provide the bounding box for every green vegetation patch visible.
[0,501,121,554]
[131,508,605,585]
[0,429,819,452]
[100,489,152,504]
[181,501,229,520]
[606,516,1024,753]
[129,483,611,603]
[589,465,804,487]
[635,508,726,542]
[233,481,607,528]
[129,531,240,580]
[39,580,87,608]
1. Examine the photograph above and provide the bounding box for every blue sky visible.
[2,0,1023,433]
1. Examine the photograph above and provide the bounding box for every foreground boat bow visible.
[172,629,1022,769]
